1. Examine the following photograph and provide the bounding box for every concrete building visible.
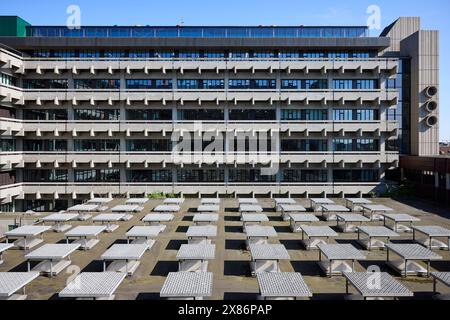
[0,16,440,211]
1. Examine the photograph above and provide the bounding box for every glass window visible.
[74,109,120,121]
[126,109,172,121]
[127,170,172,182]
[74,79,120,89]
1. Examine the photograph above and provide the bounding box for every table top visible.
[111,205,143,213]
[193,214,219,222]
[431,272,450,286]
[125,198,149,205]
[153,205,180,213]
[86,198,113,205]
[382,213,421,222]
[59,272,127,298]
[257,273,312,298]
[160,272,213,298]
[245,225,277,238]
[310,198,335,204]
[300,225,338,237]
[65,226,107,237]
[412,226,450,237]
[92,214,126,222]
[344,272,413,298]
[241,214,269,223]
[5,225,52,237]
[273,198,297,205]
[163,198,185,205]
[41,213,80,222]
[336,214,371,222]
[249,244,290,260]
[238,198,259,205]
[0,243,14,253]
[25,244,81,260]
[362,204,393,212]
[176,244,216,260]
[322,205,350,212]
[201,198,221,205]
[142,214,174,222]
[126,226,165,238]
[101,244,149,260]
[346,198,373,205]
[67,204,99,212]
[197,205,220,212]
[385,243,443,260]
[0,272,40,297]
[288,214,320,223]
[186,225,217,238]
[357,226,400,238]
[239,204,263,213]
[279,204,307,212]
[317,244,366,260]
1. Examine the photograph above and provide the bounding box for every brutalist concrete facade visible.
[0,17,439,211]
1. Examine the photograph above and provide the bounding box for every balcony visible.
[14,151,398,167]
[20,57,398,75]
[4,181,386,200]
[1,118,397,137]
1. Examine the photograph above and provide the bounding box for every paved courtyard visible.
[1,197,450,300]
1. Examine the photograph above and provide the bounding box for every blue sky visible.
[2,0,449,141]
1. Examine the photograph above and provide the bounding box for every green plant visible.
[147,192,165,199]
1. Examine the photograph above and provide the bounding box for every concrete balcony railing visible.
[20,57,398,74]
[18,89,399,106]
[11,151,398,167]
[0,118,398,137]
[4,181,387,200]
[0,47,24,71]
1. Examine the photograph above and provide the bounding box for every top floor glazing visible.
[26,26,370,38]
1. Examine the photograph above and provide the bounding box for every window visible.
[74,109,120,121]
[75,169,120,182]
[74,79,120,89]
[23,79,68,89]
[333,109,378,121]
[0,139,15,152]
[281,109,328,121]
[229,109,276,121]
[281,140,328,152]
[23,109,68,120]
[23,140,67,152]
[229,169,276,183]
[281,79,327,89]
[229,79,276,89]
[333,79,378,90]
[177,169,224,183]
[177,109,224,121]
[333,170,379,182]
[126,109,172,121]
[333,139,378,152]
[126,140,172,152]
[125,79,173,89]
[23,170,68,182]
[176,79,224,89]
[74,140,120,152]
[0,73,18,87]
[127,170,172,182]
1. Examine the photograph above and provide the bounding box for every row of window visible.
[0,73,18,87]
[0,139,16,152]
[22,139,379,152]
[22,169,379,183]
[27,49,375,59]
[22,108,380,121]
[20,78,383,90]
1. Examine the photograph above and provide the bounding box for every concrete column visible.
[446,173,450,190]
[435,172,439,188]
